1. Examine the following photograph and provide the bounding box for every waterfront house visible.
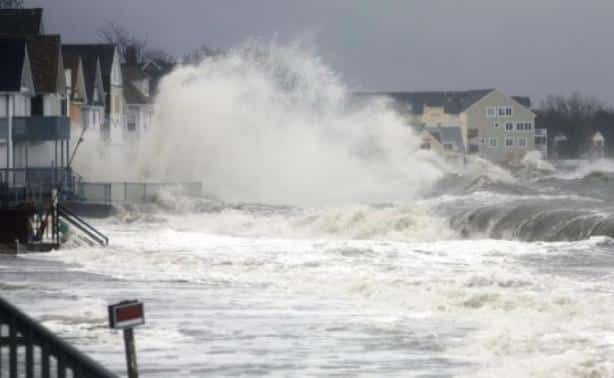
[358,89,542,163]
[424,126,466,156]
[0,7,72,197]
[62,46,106,137]
[61,50,88,131]
[20,35,69,168]
[0,35,71,193]
[62,44,125,145]
[141,57,175,97]
[0,38,35,173]
[590,131,605,159]
[122,47,153,140]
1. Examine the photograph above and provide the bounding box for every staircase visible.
[57,205,109,247]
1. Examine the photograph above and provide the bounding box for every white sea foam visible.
[133,40,447,206]
[553,158,614,180]
[520,150,555,172]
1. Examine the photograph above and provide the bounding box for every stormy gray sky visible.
[34,0,614,106]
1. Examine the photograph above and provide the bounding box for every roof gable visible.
[356,89,494,115]
[62,44,118,91]
[465,89,535,117]
[62,45,108,105]
[0,8,43,36]
[62,51,87,103]
[26,34,65,94]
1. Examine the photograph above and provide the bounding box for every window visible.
[486,107,496,118]
[31,95,43,116]
[516,122,533,131]
[469,145,479,153]
[505,137,514,147]
[480,137,486,144]
[443,143,453,150]
[518,137,527,147]
[493,121,500,128]
[535,136,546,145]
[489,137,497,147]
[505,107,513,116]
[506,122,514,131]
[498,107,506,117]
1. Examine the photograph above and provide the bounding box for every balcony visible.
[0,116,70,142]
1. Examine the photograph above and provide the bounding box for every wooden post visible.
[123,328,139,378]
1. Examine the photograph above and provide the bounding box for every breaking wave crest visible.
[136,39,447,206]
[450,199,614,241]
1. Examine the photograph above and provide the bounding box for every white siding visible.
[44,94,62,116]
[0,96,6,117]
[13,142,56,168]
[13,94,29,116]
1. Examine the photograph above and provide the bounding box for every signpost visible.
[108,300,145,378]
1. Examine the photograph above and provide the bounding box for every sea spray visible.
[136,40,447,205]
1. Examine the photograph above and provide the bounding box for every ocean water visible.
[6,41,614,377]
[2,159,614,377]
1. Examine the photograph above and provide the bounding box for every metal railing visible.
[0,168,75,206]
[0,296,117,378]
[58,205,109,247]
[76,181,202,204]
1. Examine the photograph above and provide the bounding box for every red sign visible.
[108,300,145,329]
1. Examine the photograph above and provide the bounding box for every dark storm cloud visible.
[34,0,614,105]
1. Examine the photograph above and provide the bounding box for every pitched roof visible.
[358,89,494,115]
[25,35,63,94]
[61,49,84,101]
[123,82,151,105]
[512,96,531,108]
[61,44,116,91]
[0,38,27,92]
[425,126,466,152]
[0,8,43,36]
[62,45,103,104]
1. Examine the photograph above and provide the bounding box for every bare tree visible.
[182,44,223,65]
[0,0,24,8]
[143,48,176,64]
[98,21,148,61]
[98,21,175,64]
[537,93,609,156]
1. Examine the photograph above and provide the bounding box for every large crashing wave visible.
[136,40,447,206]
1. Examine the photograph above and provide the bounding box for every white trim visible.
[505,136,514,148]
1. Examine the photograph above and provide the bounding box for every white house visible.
[62,45,106,138]
[0,38,35,172]
[62,44,125,145]
[122,47,153,141]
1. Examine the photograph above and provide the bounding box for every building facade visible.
[62,44,125,145]
[359,89,540,163]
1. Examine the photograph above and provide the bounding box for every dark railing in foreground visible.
[0,296,117,378]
